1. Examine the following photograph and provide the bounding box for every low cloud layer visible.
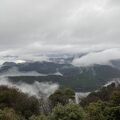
[72,48,120,66]
[0,54,49,65]
[104,78,120,87]
[0,67,47,77]
[0,66,60,98]
[0,76,59,98]
[0,66,63,77]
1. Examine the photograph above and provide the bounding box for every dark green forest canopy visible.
[0,83,120,120]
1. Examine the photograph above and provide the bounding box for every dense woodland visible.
[0,83,120,120]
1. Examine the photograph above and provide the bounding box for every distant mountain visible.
[1,61,120,92]
[111,59,120,69]
[0,61,78,75]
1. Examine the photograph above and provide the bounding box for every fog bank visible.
[72,48,120,67]
[0,77,59,98]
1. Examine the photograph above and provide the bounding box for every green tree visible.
[64,88,75,100]
[49,89,66,107]
[29,114,48,120]
[105,106,120,120]
[0,86,40,119]
[50,103,85,120]
[86,101,106,120]
[111,91,120,105]
[0,108,21,120]
[49,88,75,108]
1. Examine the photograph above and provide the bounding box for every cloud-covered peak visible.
[72,48,120,67]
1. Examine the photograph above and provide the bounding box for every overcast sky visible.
[0,0,120,60]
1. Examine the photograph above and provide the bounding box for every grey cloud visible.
[72,48,120,66]
[0,0,120,57]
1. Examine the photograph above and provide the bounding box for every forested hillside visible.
[1,61,120,91]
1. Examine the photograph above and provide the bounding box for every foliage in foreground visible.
[0,86,39,119]
[49,104,85,120]
[0,83,120,120]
